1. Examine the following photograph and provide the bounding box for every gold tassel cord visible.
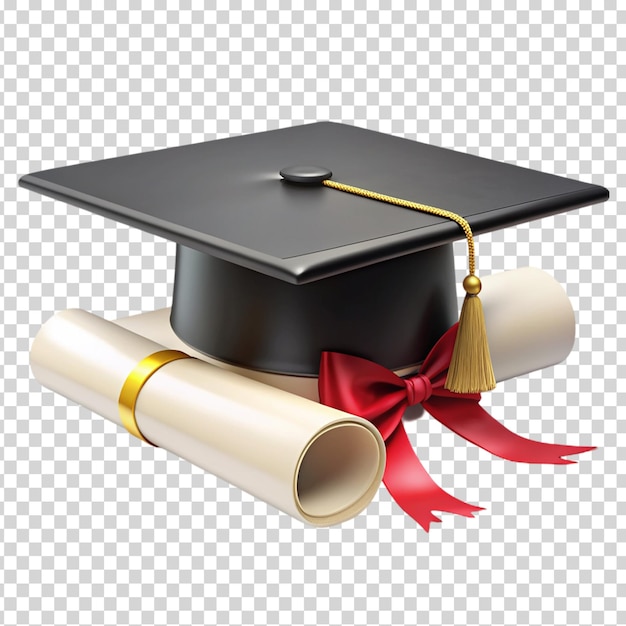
[322,179,496,394]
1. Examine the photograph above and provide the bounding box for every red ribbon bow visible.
[319,324,594,531]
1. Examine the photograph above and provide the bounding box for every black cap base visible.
[170,244,458,376]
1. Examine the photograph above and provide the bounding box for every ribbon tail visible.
[383,423,483,531]
[426,397,595,464]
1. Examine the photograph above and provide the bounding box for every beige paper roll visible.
[30,309,385,526]
[115,267,576,400]
[480,267,575,382]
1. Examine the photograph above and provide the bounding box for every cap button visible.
[280,165,332,184]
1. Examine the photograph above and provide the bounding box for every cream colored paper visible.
[115,267,576,400]
[30,310,385,526]
[479,267,575,382]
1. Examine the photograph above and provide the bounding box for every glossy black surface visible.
[20,122,609,284]
[171,243,458,375]
[279,165,333,184]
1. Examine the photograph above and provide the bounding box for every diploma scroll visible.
[480,267,575,382]
[30,310,385,526]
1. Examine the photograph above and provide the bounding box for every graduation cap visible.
[20,122,608,389]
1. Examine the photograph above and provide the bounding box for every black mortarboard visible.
[20,122,608,379]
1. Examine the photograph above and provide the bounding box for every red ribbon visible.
[319,324,594,531]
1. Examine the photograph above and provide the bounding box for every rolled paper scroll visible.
[479,267,575,382]
[30,309,386,526]
[115,267,576,401]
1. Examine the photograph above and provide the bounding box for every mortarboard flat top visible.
[19,122,608,285]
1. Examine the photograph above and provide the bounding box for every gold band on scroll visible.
[118,350,191,446]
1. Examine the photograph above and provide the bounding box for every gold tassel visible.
[444,275,496,394]
[319,178,496,393]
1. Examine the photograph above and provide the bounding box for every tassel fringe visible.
[444,293,496,394]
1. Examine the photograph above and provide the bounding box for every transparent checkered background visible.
[1,2,624,625]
